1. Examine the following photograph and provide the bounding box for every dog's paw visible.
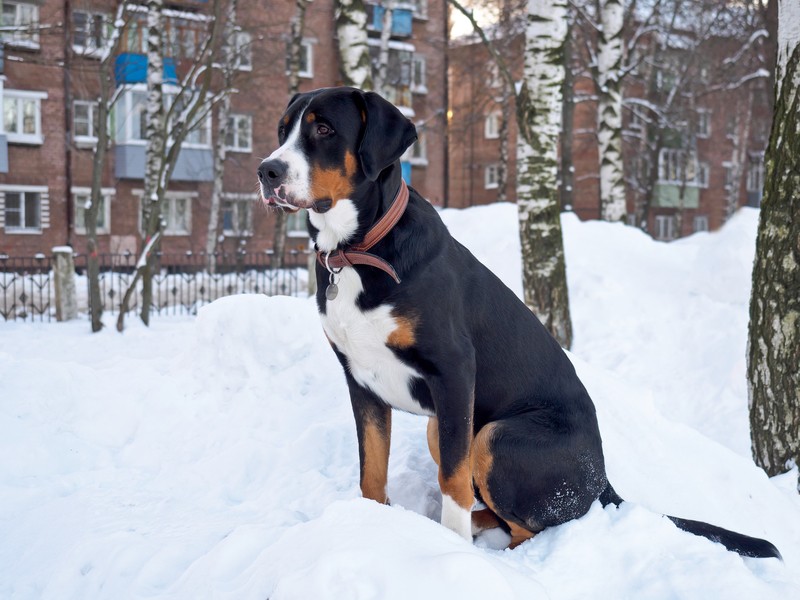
[441,495,472,541]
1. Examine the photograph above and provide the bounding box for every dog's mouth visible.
[260,184,334,214]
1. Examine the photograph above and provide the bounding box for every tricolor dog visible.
[258,87,780,558]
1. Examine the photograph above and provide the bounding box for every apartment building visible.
[0,0,447,257]
[448,24,771,240]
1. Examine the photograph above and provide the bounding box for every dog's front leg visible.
[431,374,475,541]
[349,381,392,504]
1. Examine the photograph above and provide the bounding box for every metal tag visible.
[325,282,339,301]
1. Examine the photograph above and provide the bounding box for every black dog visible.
[258,87,780,558]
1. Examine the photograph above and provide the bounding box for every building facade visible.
[0,0,447,257]
[448,24,771,240]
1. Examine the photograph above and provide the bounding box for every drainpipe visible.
[63,0,74,247]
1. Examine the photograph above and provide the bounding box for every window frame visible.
[221,193,254,236]
[696,109,711,139]
[484,164,500,190]
[1,185,47,233]
[484,110,501,140]
[654,214,677,241]
[72,9,111,57]
[73,100,100,146]
[234,31,253,71]
[3,89,47,145]
[72,187,114,235]
[225,114,253,153]
[1,1,40,49]
[136,190,195,236]
[411,54,427,94]
[693,215,709,233]
[285,209,309,239]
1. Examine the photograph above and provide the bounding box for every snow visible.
[2,206,799,599]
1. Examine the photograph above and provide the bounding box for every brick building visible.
[0,0,448,257]
[447,24,771,240]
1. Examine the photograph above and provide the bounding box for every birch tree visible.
[117,0,226,330]
[516,0,572,347]
[335,0,373,89]
[747,0,800,485]
[450,0,572,347]
[205,0,240,271]
[82,2,128,332]
[595,0,626,221]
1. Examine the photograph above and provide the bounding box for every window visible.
[168,93,211,147]
[409,129,427,165]
[1,2,39,48]
[693,215,709,233]
[654,215,677,241]
[222,194,253,236]
[225,114,252,152]
[286,209,308,238]
[368,42,414,111]
[697,109,711,139]
[722,162,735,189]
[285,39,312,78]
[412,55,427,94]
[138,192,194,235]
[73,100,99,144]
[73,188,113,235]
[73,10,110,55]
[485,110,501,139]
[235,31,253,71]
[658,148,705,186]
[115,86,210,147]
[485,164,499,189]
[166,18,202,60]
[747,154,765,193]
[697,162,710,188]
[410,0,428,18]
[1,187,48,233]
[3,90,46,145]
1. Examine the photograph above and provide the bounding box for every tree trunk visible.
[205,0,238,272]
[373,1,394,95]
[516,0,572,349]
[335,0,373,89]
[596,0,626,222]
[560,12,575,211]
[747,0,800,483]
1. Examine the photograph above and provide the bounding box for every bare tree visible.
[747,0,800,486]
[117,0,227,330]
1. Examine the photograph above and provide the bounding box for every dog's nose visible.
[258,159,288,188]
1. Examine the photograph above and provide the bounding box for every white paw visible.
[441,494,472,541]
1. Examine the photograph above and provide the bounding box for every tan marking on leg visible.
[471,507,503,533]
[439,459,474,511]
[472,422,537,549]
[361,415,391,504]
[426,417,440,466]
[387,315,416,348]
[508,522,536,549]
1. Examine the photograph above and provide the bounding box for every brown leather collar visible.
[316,179,409,283]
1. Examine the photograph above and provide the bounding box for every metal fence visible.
[0,254,53,322]
[0,249,310,323]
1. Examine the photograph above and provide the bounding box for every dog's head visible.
[258,87,417,214]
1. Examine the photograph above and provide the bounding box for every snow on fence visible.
[0,249,311,323]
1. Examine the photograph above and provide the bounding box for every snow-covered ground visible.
[2,206,799,599]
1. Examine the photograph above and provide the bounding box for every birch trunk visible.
[373,1,394,95]
[596,0,626,222]
[335,0,373,89]
[747,0,800,483]
[517,0,572,348]
[205,0,239,272]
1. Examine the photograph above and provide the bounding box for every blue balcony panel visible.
[0,134,8,173]
[115,144,214,182]
[401,161,411,185]
[115,53,178,86]
[372,7,413,37]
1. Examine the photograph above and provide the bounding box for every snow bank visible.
[1,207,799,599]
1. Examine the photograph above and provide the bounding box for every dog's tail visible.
[599,483,782,560]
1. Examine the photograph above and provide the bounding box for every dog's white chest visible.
[320,268,431,416]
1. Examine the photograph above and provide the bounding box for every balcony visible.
[0,135,8,173]
[368,5,413,38]
[653,184,699,209]
[115,53,178,86]
[115,144,213,182]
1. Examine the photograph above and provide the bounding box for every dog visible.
[258,86,781,559]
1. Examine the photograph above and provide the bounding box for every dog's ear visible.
[354,90,417,181]
[287,92,303,108]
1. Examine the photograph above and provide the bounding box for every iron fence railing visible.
[0,254,53,322]
[0,249,311,323]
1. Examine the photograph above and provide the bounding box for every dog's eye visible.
[317,124,333,137]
